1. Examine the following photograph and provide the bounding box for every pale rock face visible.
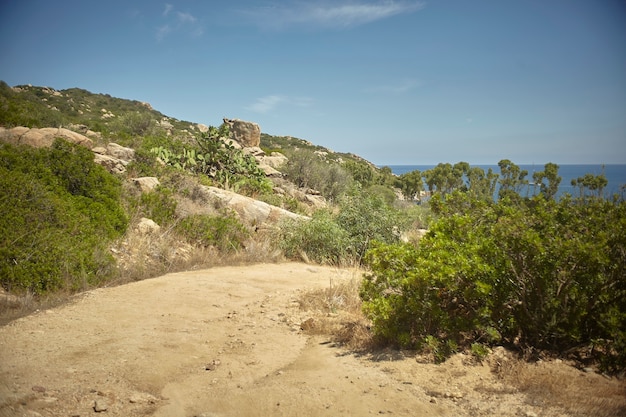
[106,143,135,161]
[93,154,127,175]
[199,186,307,228]
[223,118,261,148]
[0,126,93,149]
[136,217,161,235]
[93,143,135,174]
[132,177,161,193]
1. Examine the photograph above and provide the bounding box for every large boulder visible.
[0,126,93,149]
[223,118,261,147]
[199,186,307,228]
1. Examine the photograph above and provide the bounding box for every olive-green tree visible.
[532,162,561,200]
[498,159,529,200]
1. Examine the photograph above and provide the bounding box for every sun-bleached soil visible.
[1,263,624,417]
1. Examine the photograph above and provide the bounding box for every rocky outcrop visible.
[260,152,288,169]
[198,186,307,228]
[0,126,93,149]
[92,143,135,174]
[132,177,160,193]
[223,118,260,147]
[242,146,287,178]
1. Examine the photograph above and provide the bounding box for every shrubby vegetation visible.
[278,191,405,265]
[0,139,127,293]
[360,164,625,372]
[2,81,624,373]
[150,124,273,196]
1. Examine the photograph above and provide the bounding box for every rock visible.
[106,143,135,162]
[92,143,135,174]
[0,126,93,149]
[132,177,160,193]
[200,186,307,227]
[300,318,315,331]
[92,146,107,155]
[94,398,109,412]
[196,123,209,133]
[259,152,288,169]
[136,218,160,235]
[258,163,283,178]
[129,392,158,404]
[243,146,265,157]
[223,118,261,147]
[205,359,221,371]
[93,153,127,174]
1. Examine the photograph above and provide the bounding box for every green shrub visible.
[281,149,353,201]
[137,187,178,226]
[176,212,249,252]
[361,191,626,372]
[336,193,404,260]
[278,210,352,264]
[0,140,127,293]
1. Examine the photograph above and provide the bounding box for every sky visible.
[1,0,625,165]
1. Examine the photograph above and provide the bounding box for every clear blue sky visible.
[1,0,625,165]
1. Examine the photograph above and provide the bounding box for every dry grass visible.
[494,352,626,417]
[297,273,375,351]
[0,289,75,326]
[0,225,285,326]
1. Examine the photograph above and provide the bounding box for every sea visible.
[385,164,626,200]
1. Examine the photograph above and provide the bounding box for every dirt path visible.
[0,263,623,417]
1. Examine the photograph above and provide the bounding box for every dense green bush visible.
[278,210,352,264]
[280,149,353,201]
[278,193,404,265]
[135,187,178,226]
[336,193,404,260]
[0,140,128,293]
[176,212,249,252]
[360,190,626,371]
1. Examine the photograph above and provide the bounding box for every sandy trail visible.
[0,263,437,417]
[1,263,623,417]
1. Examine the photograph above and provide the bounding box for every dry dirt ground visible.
[0,263,624,417]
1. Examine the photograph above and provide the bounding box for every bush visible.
[278,210,352,265]
[281,149,352,201]
[0,140,127,293]
[336,193,404,260]
[136,186,178,226]
[361,191,626,372]
[176,212,249,252]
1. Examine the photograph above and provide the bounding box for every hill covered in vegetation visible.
[1,81,624,374]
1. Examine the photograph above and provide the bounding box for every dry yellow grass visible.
[297,273,375,350]
[494,355,626,417]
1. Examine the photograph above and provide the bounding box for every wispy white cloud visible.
[156,5,203,40]
[246,95,314,114]
[365,78,421,94]
[176,11,197,24]
[156,24,172,41]
[163,3,173,17]
[238,1,425,30]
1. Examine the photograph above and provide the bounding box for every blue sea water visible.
[385,164,626,199]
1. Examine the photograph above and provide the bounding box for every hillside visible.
[0,82,400,294]
[0,81,371,166]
